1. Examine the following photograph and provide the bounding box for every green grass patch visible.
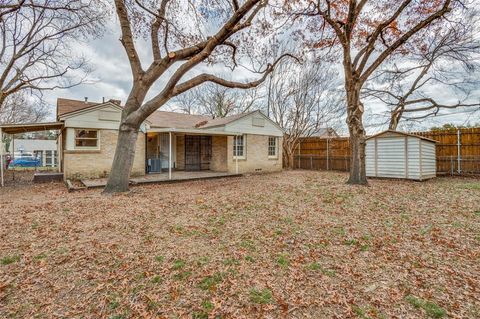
[173,271,192,281]
[34,252,48,260]
[154,255,164,263]
[276,253,289,268]
[461,183,480,190]
[151,275,162,284]
[245,255,255,263]
[307,262,321,271]
[1,255,20,265]
[344,239,358,246]
[172,259,186,270]
[223,257,240,266]
[250,288,273,305]
[406,295,447,318]
[198,273,223,291]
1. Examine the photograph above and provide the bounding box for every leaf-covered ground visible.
[1,171,479,319]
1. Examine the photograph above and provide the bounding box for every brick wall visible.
[64,129,145,180]
[211,136,228,171]
[227,134,282,174]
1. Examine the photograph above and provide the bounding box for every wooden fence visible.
[294,127,480,175]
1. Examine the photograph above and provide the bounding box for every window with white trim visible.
[75,129,99,148]
[268,136,278,157]
[233,135,245,158]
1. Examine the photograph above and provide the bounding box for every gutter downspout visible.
[235,134,239,174]
[169,131,172,180]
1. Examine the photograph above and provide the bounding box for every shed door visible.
[185,135,212,171]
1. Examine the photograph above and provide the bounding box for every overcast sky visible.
[41,14,480,135]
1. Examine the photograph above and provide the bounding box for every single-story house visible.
[51,98,283,180]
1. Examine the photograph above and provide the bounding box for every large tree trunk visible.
[346,83,368,185]
[103,122,139,193]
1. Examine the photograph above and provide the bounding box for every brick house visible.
[55,98,283,180]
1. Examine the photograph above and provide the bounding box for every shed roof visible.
[367,130,438,143]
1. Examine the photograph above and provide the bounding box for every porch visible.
[145,129,241,178]
[80,170,241,188]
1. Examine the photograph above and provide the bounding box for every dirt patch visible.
[0,171,479,318]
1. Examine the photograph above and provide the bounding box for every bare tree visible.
[0,0,106,111]
[104,0,296,193]
[0,91,51,153]
[174,82,263,117]
[364,18,480,130]
[284,0,468,184]
[268,59,344,169]
[0,91,49,124]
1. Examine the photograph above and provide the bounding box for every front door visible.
[185,135,212,171]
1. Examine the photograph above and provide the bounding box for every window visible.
[75,129,98,148]
[268,137,277,157]
[233,135,245,158]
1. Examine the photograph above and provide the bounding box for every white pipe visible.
[235,135,239,174]
[0,127,4,187]
[169,131,172,180]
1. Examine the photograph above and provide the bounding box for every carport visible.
[0,122,64,187]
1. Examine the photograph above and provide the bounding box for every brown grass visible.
[1,171,479,318]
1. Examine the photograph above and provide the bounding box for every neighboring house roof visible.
[307,128,339,138]
[8,139,57,153]
[367,130,438,143]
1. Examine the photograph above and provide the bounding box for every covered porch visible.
[145,128,241,179]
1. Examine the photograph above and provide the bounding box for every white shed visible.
[366,130,437,181]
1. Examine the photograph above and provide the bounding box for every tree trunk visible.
[103,123,139,193]
[346,83,368,185]
[389,103,404,130]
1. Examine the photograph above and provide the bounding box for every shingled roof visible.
[56,98,257,129]
[56,98,98,118]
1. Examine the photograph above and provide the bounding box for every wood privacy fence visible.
[294,127,480,175]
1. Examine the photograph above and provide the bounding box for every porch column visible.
[0,127,4,187]
[235,134,239,174]
[169,131,172,180]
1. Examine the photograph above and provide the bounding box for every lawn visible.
[0,171,479,318]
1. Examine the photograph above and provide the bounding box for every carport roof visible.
[0,122,64,134]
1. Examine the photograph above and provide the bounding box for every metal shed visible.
[366,130,437,181]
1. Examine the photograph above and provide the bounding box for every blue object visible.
[10,156,41,168]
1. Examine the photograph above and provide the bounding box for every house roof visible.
[147,111,211,129]
[57,98,99,118]
[55,98,280,133]
[197,111,257,128]
[366,130,438,143]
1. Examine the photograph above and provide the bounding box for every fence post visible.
[310,156,313,169]
[326,138,330,171]
[298,141,301,169]
[457,129,461,175]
